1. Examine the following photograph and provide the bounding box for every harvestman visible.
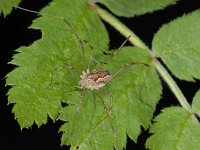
[4,0,149,112]
[3,0,125,137]
[49,19,151,141]
[49,19,133,134]
[4,1,151,143]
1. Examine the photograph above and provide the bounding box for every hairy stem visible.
[89,2,193,113]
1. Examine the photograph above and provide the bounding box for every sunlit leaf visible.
[146,107,200,150]
[153,10,200,81]
[93,0,178,17]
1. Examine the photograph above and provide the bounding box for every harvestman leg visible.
[46,65,74,89]
[96,92,116,138]
[47,64,86,111]
[63,19,86,69]
[62,22,96,111]
[63,18,99,113]
[53,15,150,143]
[97,91,113,114]
[102,35,131,64]
[136,66,154,109]
[112,61,150,79]
[82,40,95,71]
[77,89,86,111]
[88,36,137,139]
[111,61,151,109]
[63,19,96,70]
[102,89,113,114]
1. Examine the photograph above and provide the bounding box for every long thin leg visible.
[77,89,86,111]
[6,1,87,70]
[112,61,153,109]
[96,93,116,138]
[46,65,74,89]
[63,19,86,70]
[63,20,97,72]
[82,40,95,71]
[5,1,92,72]
[113,35,131,55]
[108,91,113,114]
[3,0,65,20]
[112,61,150,79]
[101,89,113,114]
[97,94,108,113]
[102,35,131,64]
[137,67,154,109]
[86,91,118,149]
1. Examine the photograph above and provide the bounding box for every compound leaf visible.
[93,0,178,17]
[6,0,108,128]
[0,0,21,16]
[59,47,162,150]
[153,10,200,81]
[146,107,200,150]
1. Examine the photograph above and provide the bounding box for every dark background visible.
[1,0,200,149]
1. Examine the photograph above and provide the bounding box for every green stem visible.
[153,59,192,112]
[88,2,149,50]
[89,2,193,113]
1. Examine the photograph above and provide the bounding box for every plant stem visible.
[89,2,193,113]
[88,2,149,50]
[153,59,192,112]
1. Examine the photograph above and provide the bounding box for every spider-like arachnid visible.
[5,1,154,148]
[49,19,132,125]
[48,19,151,144]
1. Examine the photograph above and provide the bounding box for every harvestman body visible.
[78,69,113,113]
[79,69,112,90]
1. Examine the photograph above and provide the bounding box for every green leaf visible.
[153,10,200,81]
[5,0,162,149]
[146,107,200,150]
[6,0,108,128]
[192,89,200,115]
[0,0,21,16]
[59,47,162,150]
[93,0,178,17]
